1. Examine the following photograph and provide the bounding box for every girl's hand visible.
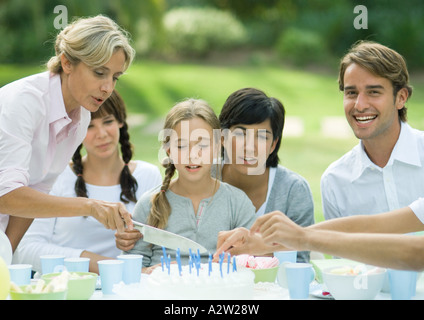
[115,229,142,251]
[142,263,163,274]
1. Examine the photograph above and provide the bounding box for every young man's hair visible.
[338,41,413,122]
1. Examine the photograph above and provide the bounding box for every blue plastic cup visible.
[64,257,90,272]
[8,264,32,285]
[40,255,65,274]
[275,251,297,288]
[388,269,417,300]
[285,263,315,299]
[98,260,124,295]
[117,254,143,284]
[274,251,297,264]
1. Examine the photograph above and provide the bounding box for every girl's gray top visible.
[127,181,257,267]
[212,164,315,262]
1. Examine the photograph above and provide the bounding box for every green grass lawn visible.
[2,61,424,223]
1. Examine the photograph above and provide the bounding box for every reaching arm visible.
[307,207,424,234]
[251,209,424,271]
[302,229,424,271]
[215,204,424,260]
[0,186,133,249]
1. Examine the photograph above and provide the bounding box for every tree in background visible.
[0,0,165,64]
[1,0,424,68]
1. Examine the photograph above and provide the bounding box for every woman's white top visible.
[0,71,91,231]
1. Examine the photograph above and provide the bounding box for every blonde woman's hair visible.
[147,99,221,229]
[47,15,135,74]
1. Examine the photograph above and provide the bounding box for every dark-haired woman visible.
[215,88,314,262]
[13,91,161,274]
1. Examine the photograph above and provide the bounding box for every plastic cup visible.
[388,269,417,300]
[275,251,297,288]
[274,251,297,264]
[285,263,315,299]
[117,254,143,284]
[64,257,90,272]
[40,255,65,274]
[8,264,32,285]
[98,260,124,295]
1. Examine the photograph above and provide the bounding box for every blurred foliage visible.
[276,0,424,68]
[275,27,328,66]
[0,0,165,63]
[1,0,424,68]
[163,7,247,58]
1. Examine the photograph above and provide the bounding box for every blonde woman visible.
[124,99,256,271]
[0,15,136,252]
[13,91,162,274]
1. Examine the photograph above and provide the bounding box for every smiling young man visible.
[214,43,424,265]
[321,41,424,220]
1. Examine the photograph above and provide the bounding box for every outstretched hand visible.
[214,228,250,259]
[213,211,305,260]
[250,211,305,251]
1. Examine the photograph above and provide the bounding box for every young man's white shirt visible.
[321,121,424,219]
[409,198,424,224]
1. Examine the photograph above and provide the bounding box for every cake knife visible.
[131,220,208,254]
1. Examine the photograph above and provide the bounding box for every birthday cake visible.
[111,253,288,300]
[147,262,255,300]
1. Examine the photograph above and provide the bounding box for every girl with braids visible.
[123,99,256,272]
[0,15,135,252]
[13,90,162,274]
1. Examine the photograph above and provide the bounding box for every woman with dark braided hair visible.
[13,90,161,274]
[72,90,142,204]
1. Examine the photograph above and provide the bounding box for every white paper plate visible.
[0,231,12,265]
[309,282,334,299]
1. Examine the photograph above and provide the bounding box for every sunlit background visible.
[1,0,424,222]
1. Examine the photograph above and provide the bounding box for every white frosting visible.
[148,263,255,300]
